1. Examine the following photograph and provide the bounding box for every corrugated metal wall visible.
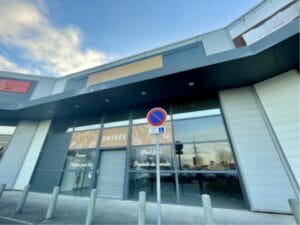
[219,86,296,212]
[97,150,126,199]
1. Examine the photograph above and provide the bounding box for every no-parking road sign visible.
[146,107,167,127]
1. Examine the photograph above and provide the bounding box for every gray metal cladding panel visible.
[0,121,38,189]
[97,150,126,199]
[42,133,72,151]
[30,78,56,100]
[30,171,61,193]
[35,151,67,170]
[33,133,71,171]
[219,87,296,213]
[64,77,87,92]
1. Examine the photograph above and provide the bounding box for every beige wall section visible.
[87,55,163,86]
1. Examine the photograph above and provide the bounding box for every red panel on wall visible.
[0,79,32,93]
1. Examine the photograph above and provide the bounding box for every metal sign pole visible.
[156,133,162,225]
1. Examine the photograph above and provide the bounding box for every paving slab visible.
[0,191,296,225]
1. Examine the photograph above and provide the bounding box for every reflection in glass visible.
[176,142,235,170]
[129,172,176,203]
[60,149,95,196]
[173,116,227,142]
[130,145,173,170]
[172,109,220,120]
[60,170,92,196]
[131,123,172,145]
[179,173,245,209]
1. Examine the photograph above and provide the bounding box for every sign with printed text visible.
[100,126,128,148]
[131,123,172,145]
[148,126,166,134]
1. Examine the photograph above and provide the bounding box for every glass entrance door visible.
[60,149,96,196]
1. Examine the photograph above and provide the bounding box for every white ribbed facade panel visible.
[219,86,296,213]
[254,70,300,188]
[0,121,38,189]
[13,120,51,190]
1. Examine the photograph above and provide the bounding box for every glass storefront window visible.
[130,145,173,170]
[178,173,245,209]
[173,115,228,143]
[60,170,92,196]
[64,150,96,170]
[74,116,101,131]
[176,142,235,170]
[129,172,176,203]
[131,122,172,145]
[60,149,96,196]
[0,124,16,160]
[69,130,99,150]
[172,109,221,120]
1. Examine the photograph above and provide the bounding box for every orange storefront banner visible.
[69,130,99,150]
[0,79,31,93]
[100,126,128,148]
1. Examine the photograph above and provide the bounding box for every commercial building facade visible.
[0,0,299,213]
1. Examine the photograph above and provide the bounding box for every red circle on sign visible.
[146,107,168,127]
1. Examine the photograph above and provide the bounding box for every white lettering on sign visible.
[70,162,93,168]
[133,161,171,168]
[102,133,126,142]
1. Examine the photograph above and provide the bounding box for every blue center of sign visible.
[149,110,164,125]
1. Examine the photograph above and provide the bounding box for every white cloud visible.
[0,0,110,76]
[0,54,31,74]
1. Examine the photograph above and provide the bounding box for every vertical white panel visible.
[13,120,51,190]
[219,86,296,213]
[0,121,38,189]
[254,70,300,187]
[30,78,56,100]
[202,29,234,55]
[51,78,67,95]
[227,0,294,38]
[97,150,126,199]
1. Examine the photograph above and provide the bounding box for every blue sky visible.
[0,0,261,77]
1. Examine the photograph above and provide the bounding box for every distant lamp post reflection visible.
[175,141,183,170]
